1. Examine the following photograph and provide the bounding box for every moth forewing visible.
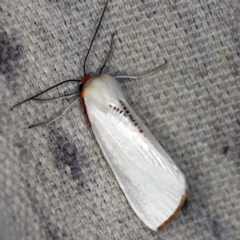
[81,74,187,231]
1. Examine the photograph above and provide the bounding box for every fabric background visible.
[0,0,239,239]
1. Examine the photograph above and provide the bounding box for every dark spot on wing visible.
[109,100,144,133]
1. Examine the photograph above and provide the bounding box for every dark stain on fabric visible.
[237,152,240,168]
[48,127,88,189]
[237,119,240,126]
[211,219,223,239]
[180,199,189,217]
[27,188,64,240]
[229,10,240,59]
[222,145,229,155]
[0,28,23,85]
[19,148,65,240]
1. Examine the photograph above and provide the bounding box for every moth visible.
[11,0,187,231]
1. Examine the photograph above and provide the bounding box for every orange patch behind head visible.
[81,75,91,84]
[80,75,92,99]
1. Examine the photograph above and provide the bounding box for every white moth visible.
[11,0,187,232]
[81,74,187,231]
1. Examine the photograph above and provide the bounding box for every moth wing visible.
[82,75,186,231]
[86,98,186,231]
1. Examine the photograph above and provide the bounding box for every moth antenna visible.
[99,33,115,74]
[10,80,80,110]
[28,97,79,128]
[33,92,79,102]
[114,60,168,79]
[83,0,109,75]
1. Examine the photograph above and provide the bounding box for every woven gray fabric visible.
[1,0,239,239]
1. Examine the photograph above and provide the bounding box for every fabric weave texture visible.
[0,0,239,239]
